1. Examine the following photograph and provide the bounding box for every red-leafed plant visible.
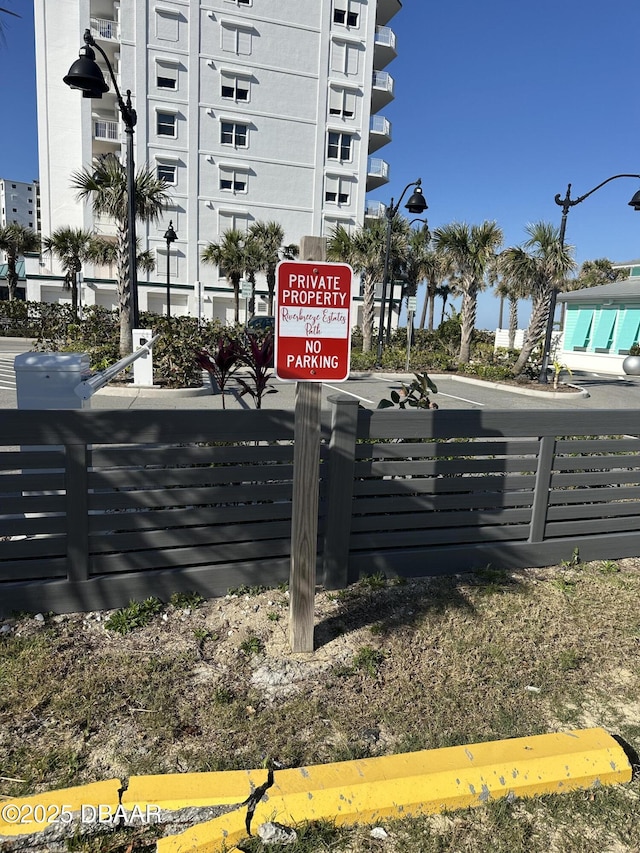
[235,332,277,409]
[195,338,241,408]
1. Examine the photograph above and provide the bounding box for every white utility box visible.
[14,352,92,410]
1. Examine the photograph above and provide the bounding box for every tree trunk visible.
[458,286,477,364]
[117,220,133,357]
[508,296,518,349]
[232,274,240,322]
[267,269,276,315]
[6,255,17,301]
[418,286,428,329]
[511,286,552,375]
[362,273,376,352]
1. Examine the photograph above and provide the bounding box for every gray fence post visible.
[323,395,359,589]
[528,434,556,543]
[65,441,90,583]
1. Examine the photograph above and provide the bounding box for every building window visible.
[225,0,251,5]
[219,211,250,233]
[219,166,248,193]
[327,131,352,161]
[221,23,252,56]
[330,40,360,75]
[157,112,177,137]
[156,9,179,41]
[333,0,359,27]
[221,72,250,102]
[221,121,248,147]
[156,62,178,90]
[329,86,356,119]
[157,163,177,184]
[323,216,353,238]
[325,175,351,205]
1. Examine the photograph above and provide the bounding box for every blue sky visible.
[1,0,640,329]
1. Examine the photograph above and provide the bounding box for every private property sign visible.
[275,260,353,381]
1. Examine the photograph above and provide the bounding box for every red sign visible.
[274,260,353,382]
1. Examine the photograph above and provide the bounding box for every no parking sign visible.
[274,260,353,382]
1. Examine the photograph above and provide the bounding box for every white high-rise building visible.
[0,179,39,231]
[34,0,398,320]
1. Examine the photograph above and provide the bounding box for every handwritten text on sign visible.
[275,261,353,381]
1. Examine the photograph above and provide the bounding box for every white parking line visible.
[438,391,485,406]
[323,384,376,405]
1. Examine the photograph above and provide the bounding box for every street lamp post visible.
[376,179,428,363]
[163,220,177,317]
[63,28,140,329]
[539,173,640,382]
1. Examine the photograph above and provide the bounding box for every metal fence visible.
[2,401,640,615]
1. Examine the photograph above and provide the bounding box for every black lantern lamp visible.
[376,179,429,362]
[163,221,178,317]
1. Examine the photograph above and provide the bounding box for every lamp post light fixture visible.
[163,220,178,317]
[63,28,140,329]
[538,173,640,383]
[376,178,428,363]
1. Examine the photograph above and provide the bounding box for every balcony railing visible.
[374,26,396,50]
[372,71,394,94]
[90,17,119,41]
[368,158,389,180]
[93,119,119,142]
[365,201,387,218]
[370,115,391,136]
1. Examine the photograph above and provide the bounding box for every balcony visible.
[371,71,394,113]
[376,0,402,27]
[368,115,391,153]
[367,158,390,191]
[374,26,397,69]
[365,200,387,219]
[90,16,119,41]
[93,119,119,142]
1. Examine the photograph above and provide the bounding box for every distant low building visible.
[557,264,640,374]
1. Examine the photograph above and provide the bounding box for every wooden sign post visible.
[275,259,353,652]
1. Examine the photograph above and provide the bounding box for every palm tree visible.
[418,248,452,331]
[201,229,247,322]
[89,234,156,276]
[0,223,40,300]
[436,283,453,325]
[71,155,170,355]
[42,227,97,318]
[500,222,575,376]
[432,221,503,364]
[248,221,298,315]
[327,218,408,353]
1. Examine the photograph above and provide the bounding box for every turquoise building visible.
[557,266,640,373]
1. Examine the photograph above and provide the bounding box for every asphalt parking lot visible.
[1,337,639,411]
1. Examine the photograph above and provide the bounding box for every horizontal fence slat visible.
[350,523,531,549]
[90,443,296,467]
[350,507,532,532]
[90,538,293,574]
[88,502,293,533]
[89,520,293,554]
[353,456,536,478]
[548,485,640,505]
[89,463,295,490]
[352,491,534,514]
[553,454,640,472]
[352,474,536,497]
[0,559,68,581]
[0,516,66,536]
[88,482,293,511]
[0,450,65,470]
[550,470,640,488]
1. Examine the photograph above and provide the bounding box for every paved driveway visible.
[1,335,639,411]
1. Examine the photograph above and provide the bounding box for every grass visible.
[1,560,640,851]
